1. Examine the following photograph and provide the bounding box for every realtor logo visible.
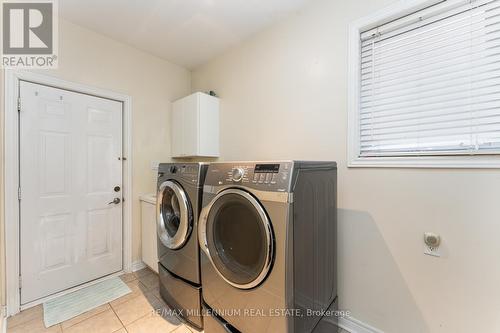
[2,0,58,68]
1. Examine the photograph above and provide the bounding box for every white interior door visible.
[19,81,123,304]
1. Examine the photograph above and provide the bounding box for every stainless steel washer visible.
[157,163,208,330]
[198,161,338,333]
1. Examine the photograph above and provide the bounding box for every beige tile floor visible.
[6,266,347,333]
[6,267,198,333]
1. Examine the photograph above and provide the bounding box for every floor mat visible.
[43,276,131,327]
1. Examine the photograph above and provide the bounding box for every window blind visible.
[359,0,500,157]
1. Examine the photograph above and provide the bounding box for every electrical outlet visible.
[424,244,441,257]
[151,161,159,170]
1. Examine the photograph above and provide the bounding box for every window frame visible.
[347,0,500,168]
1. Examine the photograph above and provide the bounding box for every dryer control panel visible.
[206,161,293,192]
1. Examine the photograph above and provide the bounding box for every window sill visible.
[348,155,500,169]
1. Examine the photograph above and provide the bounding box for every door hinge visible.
[18,275,22,289]
[17,97,21,112]
[18,187,21,200]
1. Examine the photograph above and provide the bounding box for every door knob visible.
[108,197,121,205]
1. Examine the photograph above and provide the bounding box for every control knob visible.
[232,168,244,182]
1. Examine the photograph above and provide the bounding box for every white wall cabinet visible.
[171,92,219,157]
[140,194,158,273]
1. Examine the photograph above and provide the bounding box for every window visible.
[349,0,500,167]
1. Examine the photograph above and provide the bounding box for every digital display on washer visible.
[255,164,280,173]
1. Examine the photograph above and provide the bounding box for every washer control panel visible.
[211,162,293,192]
[158,163,204,185]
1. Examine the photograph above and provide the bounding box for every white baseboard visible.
[339,316,384,333]
[130,260,147,272]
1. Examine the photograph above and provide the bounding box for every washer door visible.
[157,180,192,250]
[199,189,274,289]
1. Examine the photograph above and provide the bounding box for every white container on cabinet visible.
[140,194,158,273]
[171,92,219,158]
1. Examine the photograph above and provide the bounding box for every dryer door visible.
[199,189,274,289]
[157,180,193,250]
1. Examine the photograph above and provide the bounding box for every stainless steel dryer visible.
[157,162,208,330]
[198,161,337,333]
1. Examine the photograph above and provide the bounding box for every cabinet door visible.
[182,94,199,156]
[199,93,219,157]
[171,99,183,157]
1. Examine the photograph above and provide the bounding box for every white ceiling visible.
[60,0,311,69]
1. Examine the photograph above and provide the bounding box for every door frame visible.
[3,70,133,316]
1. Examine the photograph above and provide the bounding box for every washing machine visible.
[198,161,337,333]
[156,162,208,329]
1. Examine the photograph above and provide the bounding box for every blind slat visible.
[360,102,500,123]
[361,112,500,131]
[361,73,500,106]
[361,62,500,98]
[361,42,500,79]
[360,96,500,120]
[360,25,500,71]
[362,85,500,114]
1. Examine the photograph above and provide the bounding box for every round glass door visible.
[156,180,192,250]
[199,189,274,289]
